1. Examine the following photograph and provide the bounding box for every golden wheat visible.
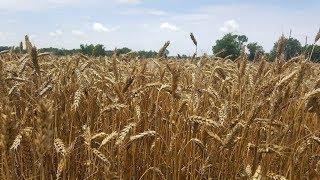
[0,37,320,179]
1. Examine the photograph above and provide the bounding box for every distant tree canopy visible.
[137,50,158,58]
[116,47,131,55]
[39,47,79,56]
[0,44,159,59]
[0,46,10,52]
[211,33,320,62]
[212,33,248,60]
[269,37,303,60]
[305,45,320,62]
[92,44,106,57]
[80,44,95,56]
[74,44,158,58]
[247,42,264,61]
[1,33,320,62]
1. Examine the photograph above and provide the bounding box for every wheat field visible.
[0,38,320,179]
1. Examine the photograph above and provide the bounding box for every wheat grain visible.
[158,41,170,58]
[54,138,66,156]
[92,148,110,165]
[315,28,320,43]
[99,131,118,149]
[1,36,320,179]
[10,134,22,151]
[127,131,156,147]
[116,123,136,146]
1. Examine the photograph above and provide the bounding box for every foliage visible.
[0,46,10,52]
[247,42,264,61]
[80,44,95,56]
[39,47,79,56]
[92,44,106,57]
[20,44,158,58]
[137,50,158,58]
[116,47,132,55]
[212,33,248,60]
[269,37,303,60]
[304,45,320,62]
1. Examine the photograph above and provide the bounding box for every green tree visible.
[92,44,105,56]
[137,50,157,58]
[80,44,95,55]
[269,37,302,60]
[284,38,302,59]
[39,47,79,55]
[0,46,10,52]
[304,45,320,62]
[116,47,132,55]
[238,35,248,46]
[247,42,264,61]
[212,33,248,60]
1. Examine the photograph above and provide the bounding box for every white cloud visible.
[93,22,110,32]
[72,30,85,36]
[160,22,179,31]
[49,29,63,36]
[220,19,240,32]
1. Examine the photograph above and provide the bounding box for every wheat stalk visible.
[190,33,198,56]
[315,28,320,43]
[54,138,67,156]
[10,134,22,151]
[276,35,287,58]
[127,131,156,147]
[116,123,136,146]
[92,148,110,165]
[99,131,118,149]
[25,35,33,53]
[30,46,40,75]
[158,41,170,58]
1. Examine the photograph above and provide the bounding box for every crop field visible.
[0,39,320,179]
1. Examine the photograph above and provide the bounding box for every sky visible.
[0,0,319,55]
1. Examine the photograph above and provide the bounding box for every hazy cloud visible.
[49,29,63,36]
[93,22,110,32]
[220,19,240,32]
[160,22,179,31]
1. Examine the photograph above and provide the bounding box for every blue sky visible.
[0,0,319,55]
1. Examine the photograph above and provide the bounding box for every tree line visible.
[212,33,320,62]
[1,32,319,62]
[0,44,159,58]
